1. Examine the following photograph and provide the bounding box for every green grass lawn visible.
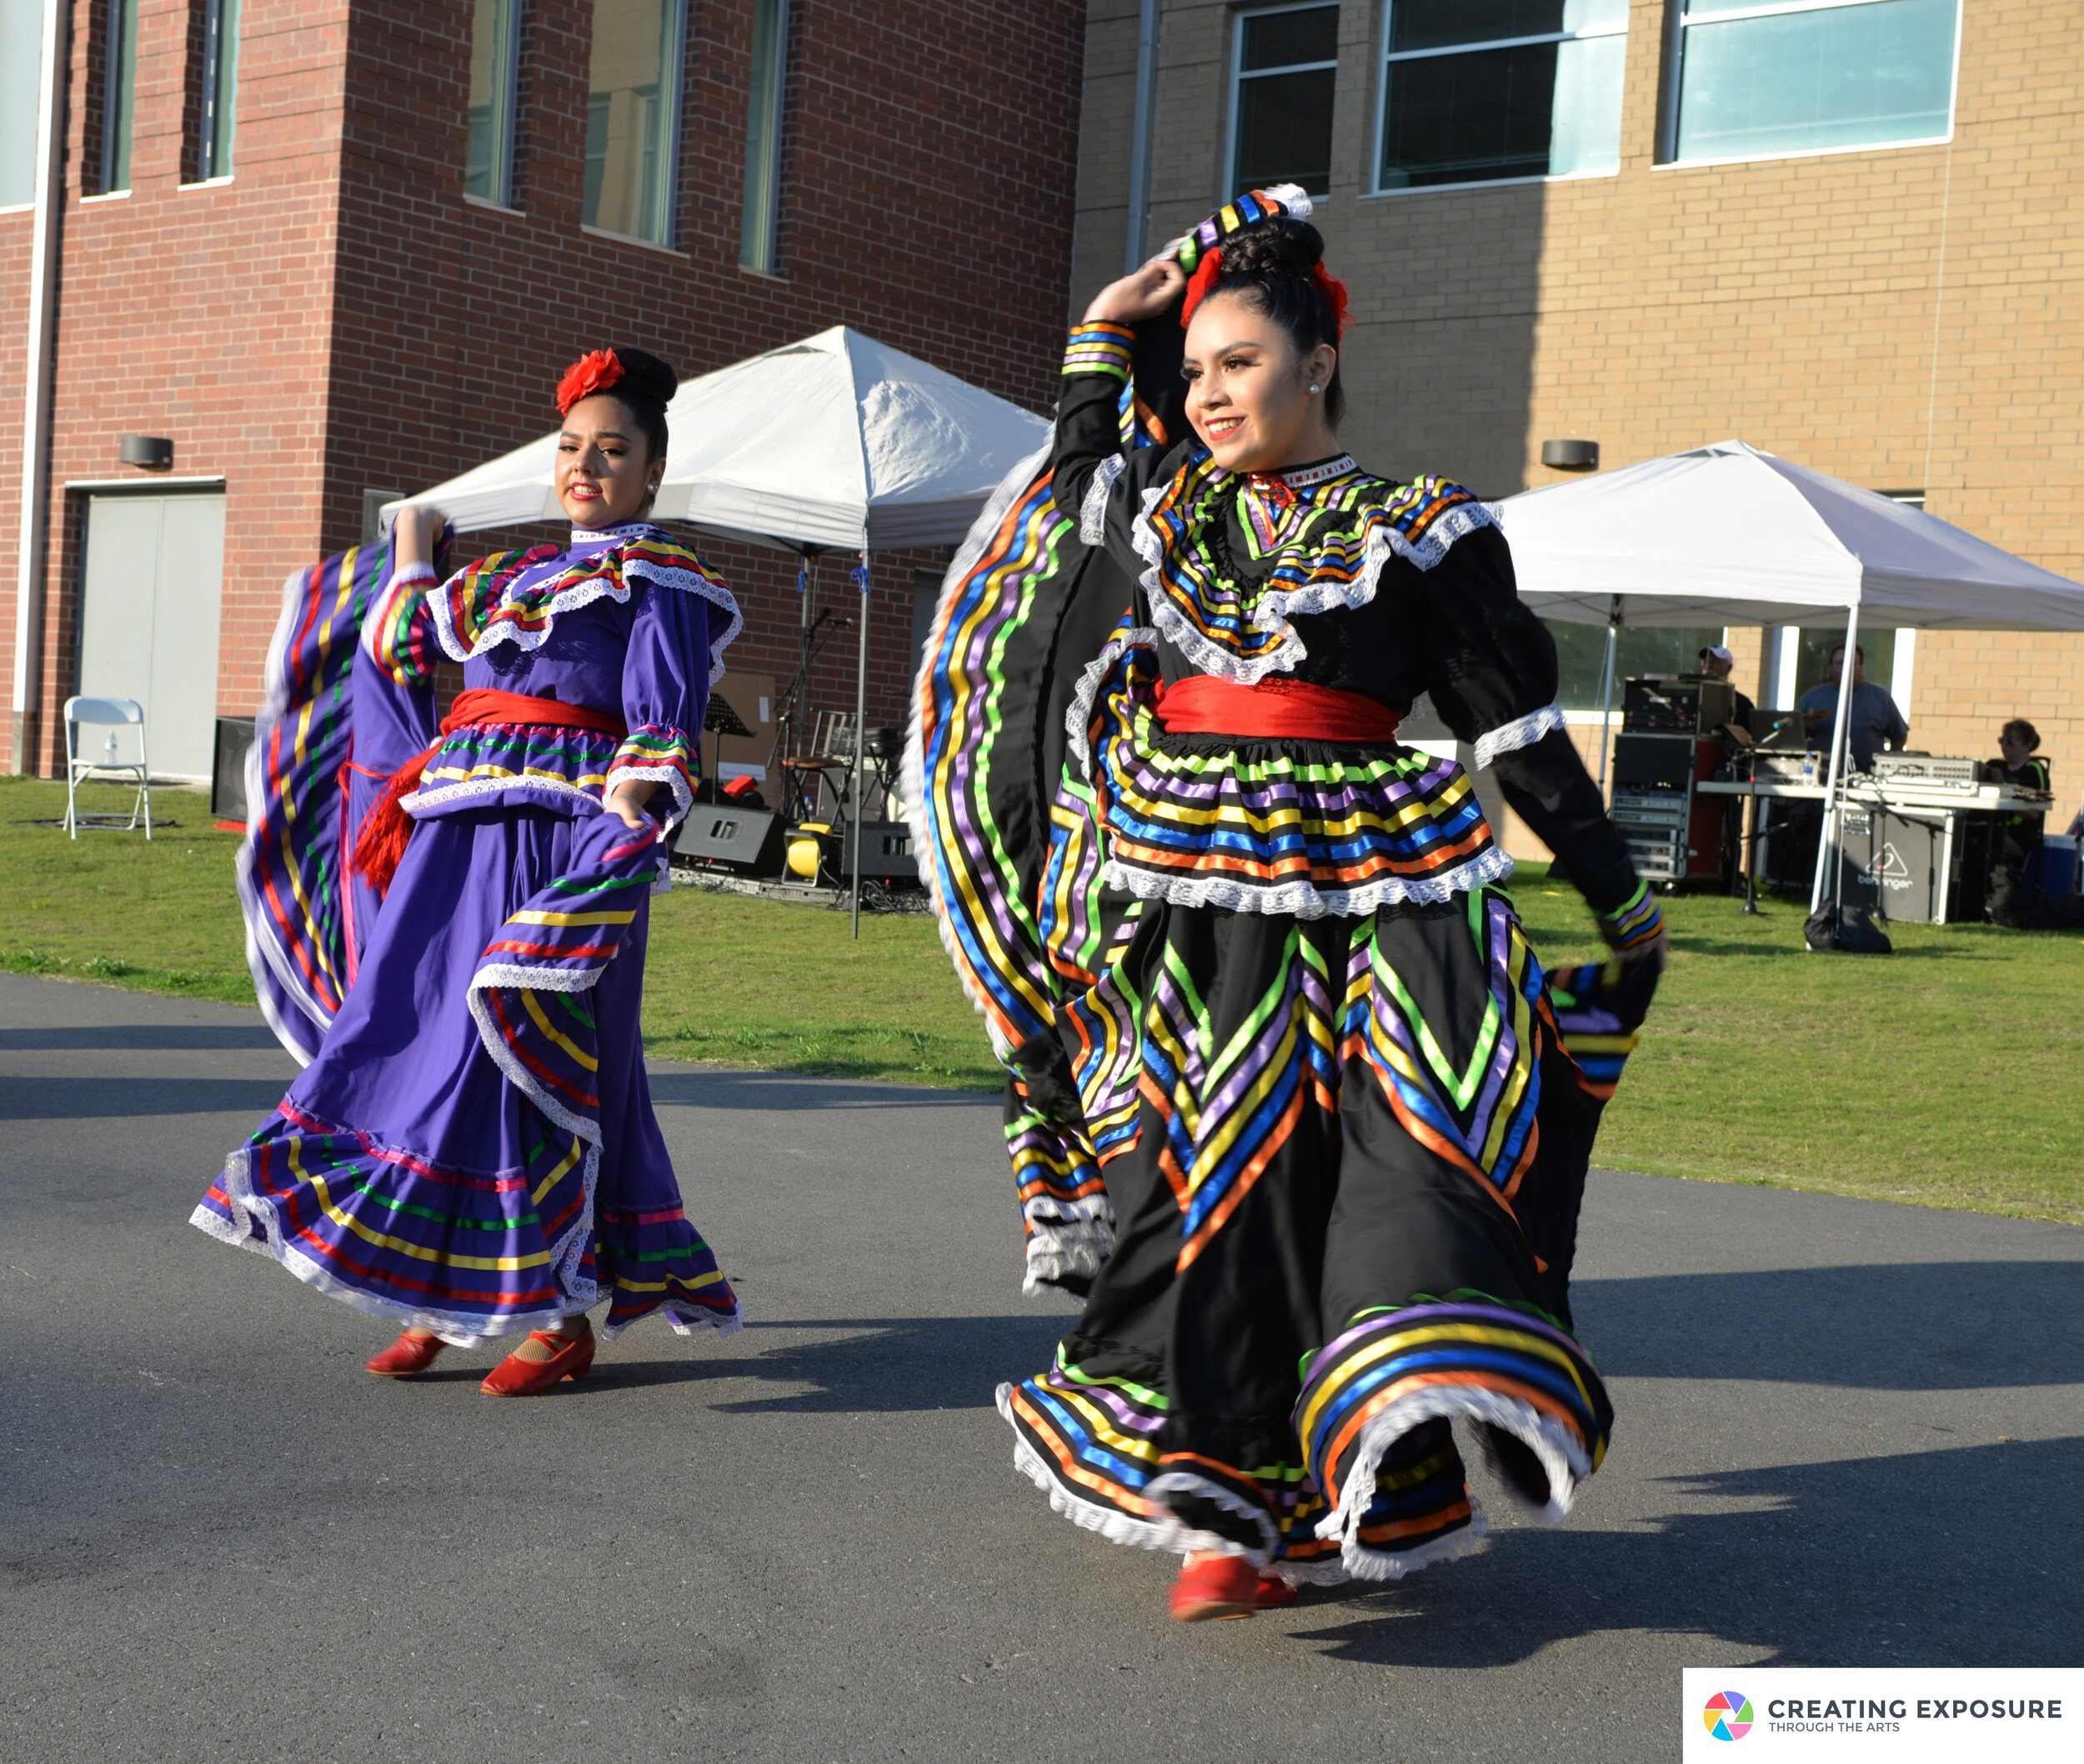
[3,773,2079,1225]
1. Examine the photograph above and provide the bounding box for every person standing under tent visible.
[1798,643,1908,772]
[194,347,744,1393]
[917,191,1663,1622]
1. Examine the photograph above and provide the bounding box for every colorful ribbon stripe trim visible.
[1063,320,1136,382]
[1132,454,1485,683]
[238,542,411,1061]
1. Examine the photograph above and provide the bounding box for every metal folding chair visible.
[63,695,153,839]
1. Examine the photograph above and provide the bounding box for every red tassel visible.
[348,741,443,897]
[1311,263,1351,335]
[1179,249,1226,328]
[347,689,629,899]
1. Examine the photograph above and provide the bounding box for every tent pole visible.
[1806,605,1861,925]
[852,549,869,940]
[799,554,810,769]
[1595,597,1621,794]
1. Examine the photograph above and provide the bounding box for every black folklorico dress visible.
[910,318,1661,1586]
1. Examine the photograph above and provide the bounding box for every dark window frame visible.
[1662,0,1962,170]
[98,0,139,194]
[738,0,790,271]
[463,0,524,206]
[1370,0,1631,198]
[1225,2,1341,202]
[196,0,242,182]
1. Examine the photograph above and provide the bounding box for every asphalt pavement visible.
[3,969,2080,1762]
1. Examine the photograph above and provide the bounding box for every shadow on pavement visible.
[1577,1263,2084,1391]
[645,1071,999,1113]
[0,1025,287,1052]
[1293,1436,2084,1669]
[607,1312,1068,1411]
[0,1075,288,1120]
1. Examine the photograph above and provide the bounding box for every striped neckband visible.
[1245,454,1357,493]
[569,520,653,549]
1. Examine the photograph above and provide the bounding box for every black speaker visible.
[1611,733,1695,793]
[213,717,256,821]
[839,819,917,881]
[673,806,784,874]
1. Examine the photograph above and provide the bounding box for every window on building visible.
[197,0,242,180]
[739,0,788,269]
[1377,0,1628,193]
[1545,621,1728,711]
[102,0,139,193]
[1230,4,1339,197]
[1792,626,1896,701]
[464,0,520,203]
[583,0,686,244]
[2,0,43,208]
[1671,0,1959,164]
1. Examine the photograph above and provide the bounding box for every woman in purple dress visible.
[194,347,743,1396]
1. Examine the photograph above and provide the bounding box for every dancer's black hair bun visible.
[610,347,679,408]
[1219,218,1326,279]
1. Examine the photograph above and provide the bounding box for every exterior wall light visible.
[118,435,175,469]
[1540,438,1599,471]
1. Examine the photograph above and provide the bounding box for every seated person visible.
[1798,643,1909,772]
[1699,643,1756,727]
[1996,718,2051,795]
[1993,718,2051,877]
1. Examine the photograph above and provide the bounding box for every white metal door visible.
[78,493,227,779]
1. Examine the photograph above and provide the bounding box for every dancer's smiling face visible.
[1180,291,1338,474]
[556,393,663,528]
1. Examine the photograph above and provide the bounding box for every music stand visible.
[704,692,754,739]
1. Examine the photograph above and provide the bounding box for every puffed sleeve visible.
[1410,524,1653,940]
[609,583,710,831]
[1049,323,1179,576]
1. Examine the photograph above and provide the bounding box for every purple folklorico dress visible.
[193,519,745,1346]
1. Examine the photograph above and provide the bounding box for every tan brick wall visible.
[1074,0,2084,826]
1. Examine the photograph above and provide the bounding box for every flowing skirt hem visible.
[1320,1386,1590,1574]
[1000,1390,1248,1562]
[188,1200,585,1349]
[192,1200,747,1347]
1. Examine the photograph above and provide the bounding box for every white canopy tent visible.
[386,324,1050,550]
[388,326,1050,932]
[1492,439,2084,920]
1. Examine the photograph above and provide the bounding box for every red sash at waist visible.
[1152,674,1405,743]
[349,689,628,894]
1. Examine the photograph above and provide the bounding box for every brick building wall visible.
[1074,0,2084,831]
[0,0,1086,775]
[3,0,351,776]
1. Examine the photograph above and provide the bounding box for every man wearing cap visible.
[1699,644,1755,727]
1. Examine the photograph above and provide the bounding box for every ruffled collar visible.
[1132,448,1492,684]
[428,523,744,681]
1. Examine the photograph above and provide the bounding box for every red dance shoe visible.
[1255,1574,1299,1610]
[479,1326,594,1397]
[1170,1553,1263,1622]
[366,1331,446,1378]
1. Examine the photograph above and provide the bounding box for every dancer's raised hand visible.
[1084,253,1188,325]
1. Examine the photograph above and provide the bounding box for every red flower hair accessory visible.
[556,348,625,414]
[1312,263,1351,336]
[1179,250,1351,338]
